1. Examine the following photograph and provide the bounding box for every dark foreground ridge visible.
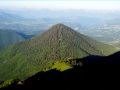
[1,51,120,90]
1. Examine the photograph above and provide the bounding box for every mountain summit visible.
[0,23,117,81]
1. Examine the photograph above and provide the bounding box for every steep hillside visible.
[0,23,117,81]
[0,30,34,50]
[1,51,120,90]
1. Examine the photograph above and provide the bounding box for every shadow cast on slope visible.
[1,52,120,90]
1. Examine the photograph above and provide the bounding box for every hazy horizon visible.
[0,0,120,11]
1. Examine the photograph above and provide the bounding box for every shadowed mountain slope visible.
[0,23,117,81]
[1,51,120,90]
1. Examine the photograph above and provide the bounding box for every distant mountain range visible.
[0,24,117,82]
[0,29,34,50]
[1,10,120,49]
[0,11,50,34]
[5,9,120,20]
[0,11,88,35]
[0,11,27,22]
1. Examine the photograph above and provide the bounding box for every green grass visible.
[44,61,73,72]
[52,61,73,71]
[0,60,72,88]
[0,79,19,88]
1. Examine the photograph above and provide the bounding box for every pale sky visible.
[0,0,120,10]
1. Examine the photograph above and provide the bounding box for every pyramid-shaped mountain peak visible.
[41,23,77,39]
[53,23,67,27]
[0,23,117,81]
[48,23,72,32]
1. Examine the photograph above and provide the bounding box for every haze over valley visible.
[1,8,120,48]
